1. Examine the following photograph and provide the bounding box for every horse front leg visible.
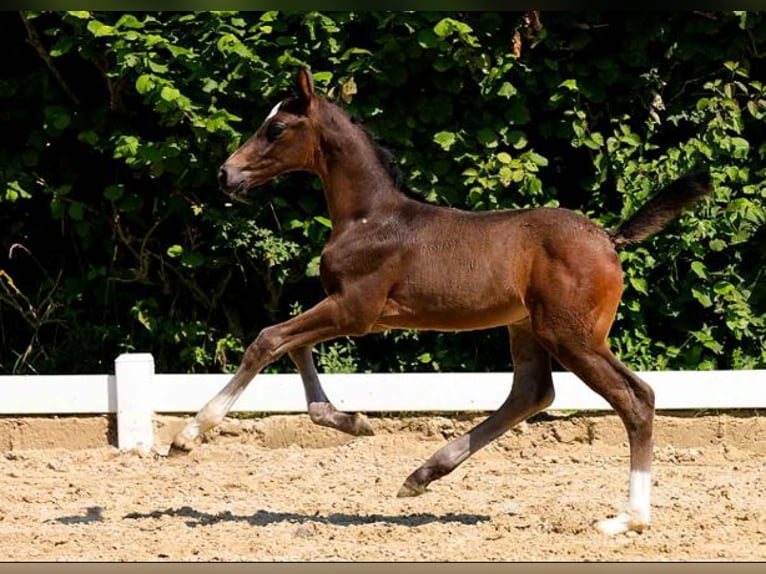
[170,296,364,452]
[289,345,374,436]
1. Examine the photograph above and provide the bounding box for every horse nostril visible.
[217,166,228,189]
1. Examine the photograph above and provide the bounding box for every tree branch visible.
[19,11,80,106]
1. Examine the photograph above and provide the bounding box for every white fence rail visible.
[1,353,764,451]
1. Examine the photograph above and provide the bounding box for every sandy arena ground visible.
[0,411,764,561]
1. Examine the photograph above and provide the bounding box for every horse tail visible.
[609,170,713,249]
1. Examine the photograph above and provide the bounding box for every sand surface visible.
[0,411,764,561]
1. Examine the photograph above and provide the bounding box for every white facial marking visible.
[265,101,282,122]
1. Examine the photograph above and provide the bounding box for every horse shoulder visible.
[318,214,411,294]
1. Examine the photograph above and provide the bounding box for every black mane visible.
[349,117,428,203]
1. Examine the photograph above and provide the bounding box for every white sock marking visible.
[596,469,652,535]
[628,469,651,523]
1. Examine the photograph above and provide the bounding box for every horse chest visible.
[318,224,403,294]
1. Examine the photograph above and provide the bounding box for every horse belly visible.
[375,272,528,331]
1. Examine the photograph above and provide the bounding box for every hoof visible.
[397,479,427,498]
[167,434,195,457]
[596,512,649,535]
[351,413,375,437]
[308,402,375,437]
[166,443,193,458]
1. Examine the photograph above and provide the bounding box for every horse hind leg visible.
[532,319,655,534]
[398,320,554,496]
[593,352,654,535]
[289,346,374,436]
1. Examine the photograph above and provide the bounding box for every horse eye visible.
[266,122,286,142]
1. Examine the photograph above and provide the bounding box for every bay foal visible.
[172,68,712,535]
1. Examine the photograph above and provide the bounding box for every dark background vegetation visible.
[1,11,763,375]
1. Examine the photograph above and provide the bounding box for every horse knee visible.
[242,327,281,371]
[635,379,655,411]
[628,380,655,435]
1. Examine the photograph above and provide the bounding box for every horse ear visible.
[295,67,315,103]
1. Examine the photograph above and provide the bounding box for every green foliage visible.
[0,11,763,375]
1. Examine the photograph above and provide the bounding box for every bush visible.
[1,11,763,374]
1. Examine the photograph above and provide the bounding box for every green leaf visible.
[78,130,99,146]
[433,57,453,73]
[181,251,205,269]
[115,14,144,29]
[691,329,723,353]
[53,114,70,130]
[113,135,139,159]
[133,305,154,332]
[312,71,333,85]
[50,199,64,220]
[417,28,439,49]
[691,287,713,308]
[499,166,513,186]
[508,130,527,149]
[559,79,579,91]
[314,216,332,228]
[68,202,85,221]
[4,181,31,202]
[43,105,71,133]
[160,86,181,102]
[86,20,115,37]
[148,60,169,74]
[166,245,184,258]
[620,131,642,146]
[477,128,498,148]
[434,131,457,151]
[50,36,74,57]
[498,82,517,98]
[525,151,549,167]
[496,152,512,164]
[433,17,473,39]
[135,75,155,95]
[713,280,734,296]
[572,121,586,139]
[730,137,750,158]
[629,276,648,295]
[306,255,321,277]
[584,133,604,150]
[690,261,707,279]
[103,185,124,202]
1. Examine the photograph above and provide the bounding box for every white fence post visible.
[114,353,155,452]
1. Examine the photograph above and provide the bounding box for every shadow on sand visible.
[122,506,490,529]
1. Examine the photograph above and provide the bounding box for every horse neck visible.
[313,110,404,228]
